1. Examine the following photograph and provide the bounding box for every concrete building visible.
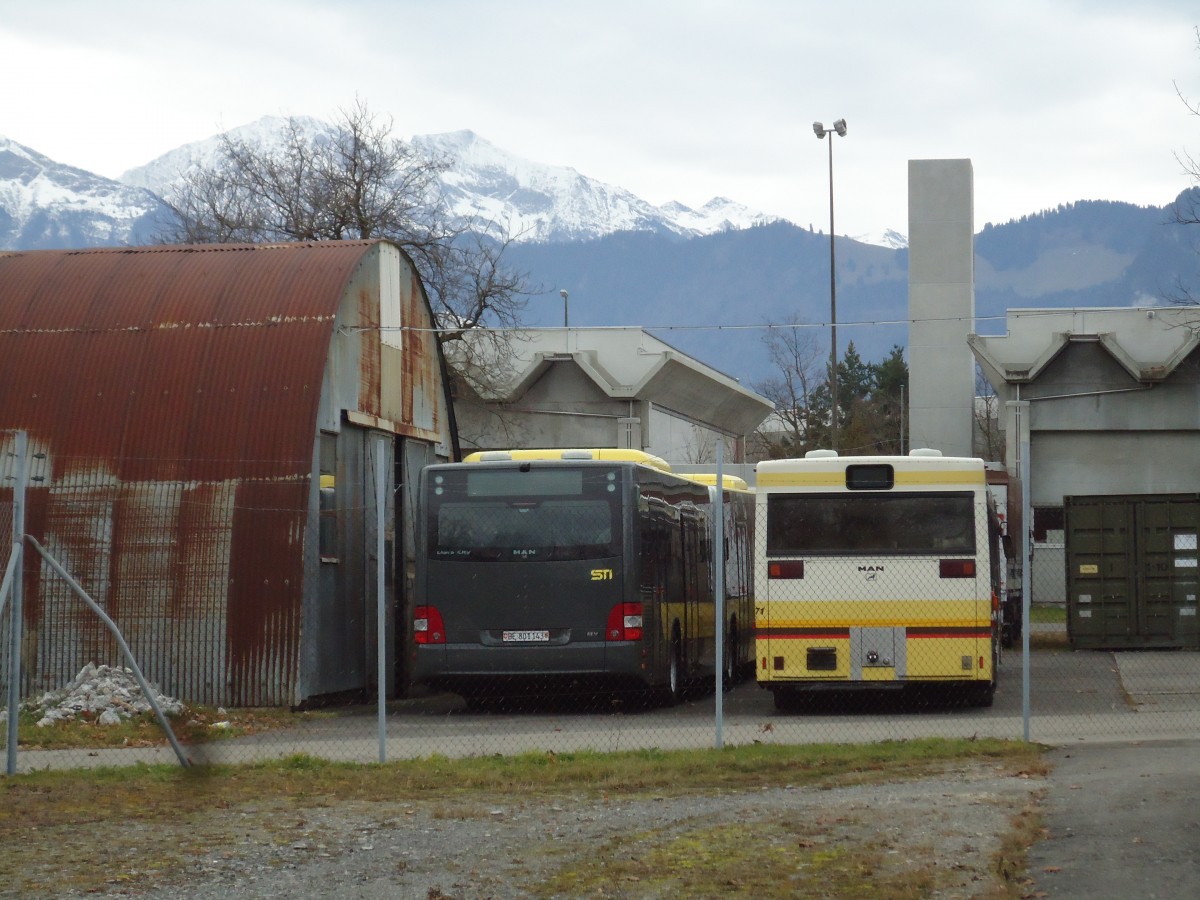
[907,159,977,457]
[449,327,774,467]
[0,241,456,707]
[969,306,1200,601]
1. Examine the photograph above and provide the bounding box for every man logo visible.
[591,569,614,581]
[858,564,883,583]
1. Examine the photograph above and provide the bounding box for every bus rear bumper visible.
[413,641,649,692]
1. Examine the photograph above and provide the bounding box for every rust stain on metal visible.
[0,242,409,706]
[400,266,442,436]
[226,480,306,707]
[358,285,382,418]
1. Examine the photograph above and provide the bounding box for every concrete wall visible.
[972,307,1200,505]
[450,328,774,466]
[908,159,976,456]
[646,405,740,465]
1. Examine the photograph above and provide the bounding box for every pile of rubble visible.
[20,662,186,727]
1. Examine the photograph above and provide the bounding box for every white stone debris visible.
[24,662,186,727]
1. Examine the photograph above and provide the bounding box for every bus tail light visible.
[607,602,643,641]
[939,559,976,578]
[414,605,446,644]
[768,560,805,579]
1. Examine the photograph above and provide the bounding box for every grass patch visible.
[990,793,1049,898]
[1029,631,1070,651]
[1,739,1045,828]
[1030,604,1066,625]
[534,818,935,899]
[8,705,327,750]
[0,740,1048,897]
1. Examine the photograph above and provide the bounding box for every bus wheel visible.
[722,623,738,690]
[666,625,684,706]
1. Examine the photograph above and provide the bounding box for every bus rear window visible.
[767,492,975,556]
[466,468,582,497]
[434,500,615,560]
[427,466,620,561]
[845,464,894,490]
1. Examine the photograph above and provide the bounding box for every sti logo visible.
[591,568,614,581]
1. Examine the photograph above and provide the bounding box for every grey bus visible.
[411,449,753,707]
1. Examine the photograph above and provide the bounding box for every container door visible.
[1137,497,1199,648]
[1066,497,1136,649]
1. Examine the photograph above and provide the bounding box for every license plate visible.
[503,630,550,642]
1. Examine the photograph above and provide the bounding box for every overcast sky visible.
[2,0,1198,240]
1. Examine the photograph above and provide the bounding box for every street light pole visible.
[559,289,569,329]
[813,118,846,451]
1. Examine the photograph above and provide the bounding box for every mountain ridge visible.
[0,136,171,249]
[120,118,788,245]
[1,118,1197,387]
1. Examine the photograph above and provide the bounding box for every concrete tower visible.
[907,159,976,457]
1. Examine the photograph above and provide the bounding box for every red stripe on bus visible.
[907,631,992,639]
[760,631,851,640]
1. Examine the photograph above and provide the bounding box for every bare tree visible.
[683,425,719,464]
[1171,27,1200,307]
[160,101,529,383]
[751,316,827,458]
[973,366,1004,462]
[1176,28,1200,210]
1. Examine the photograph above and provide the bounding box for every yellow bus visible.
[754,449,1002,710]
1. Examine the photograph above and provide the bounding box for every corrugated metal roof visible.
[0,242,376,482]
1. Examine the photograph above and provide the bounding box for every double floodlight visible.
[813,119,847,139]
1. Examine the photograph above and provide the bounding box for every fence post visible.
[376,436,388,763]
[5,431,26,775]
[1008,400,1032,742]
[713,440,725,749]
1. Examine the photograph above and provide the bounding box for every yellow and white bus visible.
[754,449,1002,710]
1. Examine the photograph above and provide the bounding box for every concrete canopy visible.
[970,307,1200,395]
[458,327,774,438]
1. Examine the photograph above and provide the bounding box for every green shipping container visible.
[1064,494,1200,650]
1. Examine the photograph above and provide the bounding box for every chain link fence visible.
[2,456,1198,774]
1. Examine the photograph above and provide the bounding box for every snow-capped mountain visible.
[4,115,886,252]
[119,116,331,197]
[865,228,909,250]
[119,116,788,244]
[0,136,171,250]
[410,129,781,242]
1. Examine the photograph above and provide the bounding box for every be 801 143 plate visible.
[502,630,550,642]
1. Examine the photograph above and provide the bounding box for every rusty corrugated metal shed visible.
[0,242,368,481]
[0,241,446,706]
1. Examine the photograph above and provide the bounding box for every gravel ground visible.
[12,761,1043,899]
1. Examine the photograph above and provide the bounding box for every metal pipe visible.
[814,119,846,450]
[1020,385,1153,403]
[827,135,839,451]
